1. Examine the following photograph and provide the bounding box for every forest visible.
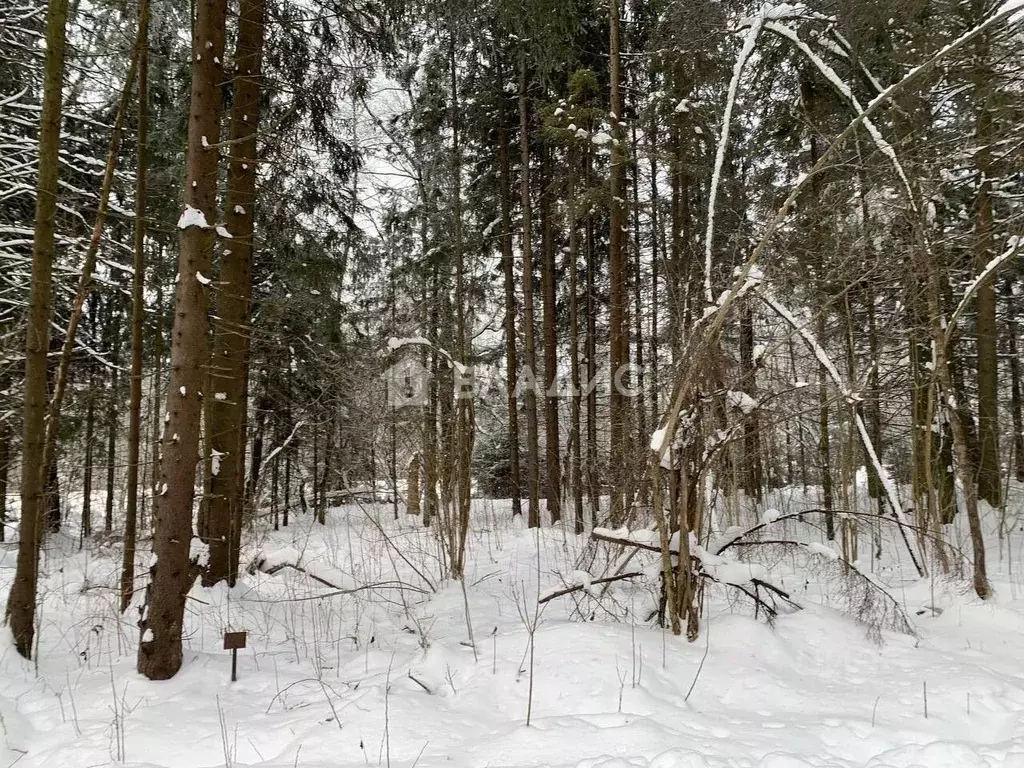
[2,0,1024,765]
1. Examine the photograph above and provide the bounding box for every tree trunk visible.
[607,0,628,523]
[498,80,522,519]
[585,182,599,520]
[0,421,9,543]
[105,304,122,534]
[540,146,561,524]
[204,0,265,586]
[568,143,584,534]
[927,253,991,599]
[82,350,96,544]
[518,61,541,528]
[121,0,149,613]
[407,453,421,515]
[738,298,763,501]
[1006,279,1024,482]
[138,0,229,680]
[973,95,1002,508]
[6,0,70,659]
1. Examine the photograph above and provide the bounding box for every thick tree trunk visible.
[121,0,149,612]
[205,0,265,586]
[137,0,228,680]
[6,0,70,658]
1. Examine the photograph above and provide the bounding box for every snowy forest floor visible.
[3,488,1024,768]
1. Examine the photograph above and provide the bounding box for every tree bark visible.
[204,0,265,586]
[0,421,9,543]
[607,0,628,523]
[568,143,584,534]
[121,0,149,612]
[6,0,70,658]
[540,147,560,524]
[104,304,121,534]
[498,78,522,519]
[973,90,1002,508]
[138,0,228,680]
[1006,279,1024,482]
[518,61,541,528]
[82,344,95,544]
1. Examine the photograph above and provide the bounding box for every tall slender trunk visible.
[1006,279,1024,482]
[0,422,8,543]
[738,298,762,500]
[568,143,584,534]
[150,282,164,518]
[630,123,647,503]
[423,266,439,528]
[205,0,266,586]
[448,29,472,577]
[540,147,560,524]
[648,103,661,439]
[82,350,96,544]
[973,83,1001,508]
[926,254,991,599]
[6,0,70,658]
[807,128,834,539]
[519,61,540,528]
[138,0,229,680]
[121,0,149,612]
[498,80,522,519]
[105,305,122,534]
[585,183,599,521]
[607,0,628,523]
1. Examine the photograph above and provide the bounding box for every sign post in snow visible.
[223,630,247,682]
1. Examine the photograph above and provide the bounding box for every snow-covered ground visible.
[3,490,1024,768]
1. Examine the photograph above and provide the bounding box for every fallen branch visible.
[538,571,646,605]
